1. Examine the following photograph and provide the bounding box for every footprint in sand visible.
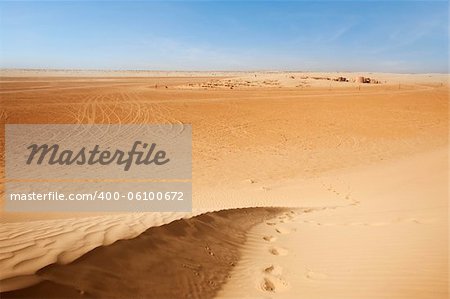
[269,246,288,256]
[275,227,291,235]
[403,218,427,224]
[260,276,290,293]
[279,211,301,222]
[261,278,276,292]
[305,270,328,280]
[262,235,276,242]
[284,212,296,221]
[264,264,283,276]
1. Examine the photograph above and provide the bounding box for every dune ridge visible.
[2,207,286,299]
[0,211,207,292]
[1,71,448,298]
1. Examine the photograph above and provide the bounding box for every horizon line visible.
[1,68,449,75]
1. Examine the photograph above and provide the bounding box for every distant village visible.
[303,75,381,84]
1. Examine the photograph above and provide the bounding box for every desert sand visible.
[0,70,448,298]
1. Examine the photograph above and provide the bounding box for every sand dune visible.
[0,71,448,298]
[2,208,285,299]
[0,211,205,292]
[218,148,448,298]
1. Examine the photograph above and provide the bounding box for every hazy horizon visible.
[1,68,448,75]
[0,1,448,73]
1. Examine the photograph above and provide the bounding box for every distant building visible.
[334,76,348,82]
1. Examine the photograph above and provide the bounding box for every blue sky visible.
[0,1,448,72]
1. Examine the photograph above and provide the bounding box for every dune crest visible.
[0,211,199,291]
[2,208,285,299]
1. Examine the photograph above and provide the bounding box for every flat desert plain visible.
[0,70,448,298]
